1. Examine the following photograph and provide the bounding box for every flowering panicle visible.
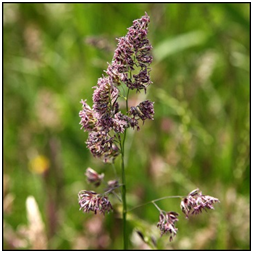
[78,14,221,248]
[78,190,113,215]
[180,189,220,219]
[79,13,154,163]
[109,12,153,92]
[157,211,179,242]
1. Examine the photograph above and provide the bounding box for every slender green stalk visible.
[152,201,162,212]
[127,195,183,213]
[121,133,127,249]
[125,88,130,112]
[120,87,130,249]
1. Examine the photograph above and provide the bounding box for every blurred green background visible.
[3,3,250,250]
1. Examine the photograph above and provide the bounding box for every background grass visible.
[3,3,250,250]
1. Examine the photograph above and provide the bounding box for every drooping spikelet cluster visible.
[79,13,154,163]
[157,211,179,242]
[180,188,220,219]
[156,189,220,242]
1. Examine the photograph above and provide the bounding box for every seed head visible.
[78,190,113,215]
[79,13,154,163]
[180,189,220,219]
[157,211,179,242]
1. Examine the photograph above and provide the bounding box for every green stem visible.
[120,87,130,250]
[121,133,127,249]
[126,88,130,112]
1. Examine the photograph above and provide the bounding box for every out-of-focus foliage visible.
[3,3,249,250]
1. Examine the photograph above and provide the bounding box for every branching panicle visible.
[78,13,220,248]
[79,12,154,163]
